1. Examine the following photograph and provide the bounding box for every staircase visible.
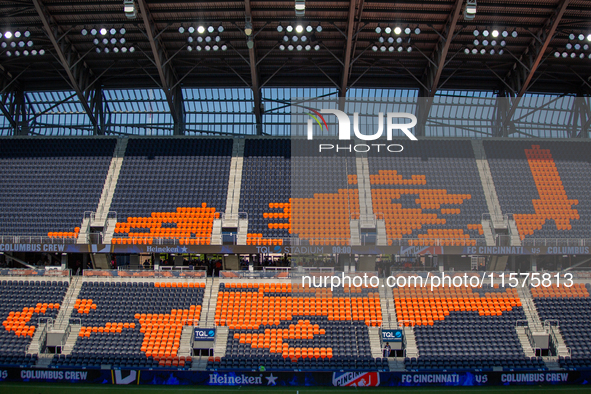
[27,323,49,355]
[213,326,229,358]
[349,219,361,246]
[472,140,504,229]
[35,354,55,369]
[518,287,544,332]
[515,326,536,357]
[178,326,194,358]
[379,281,397,329]
[544,358,562,371]
[481,218,496,247]
[368,327,383,358]
[508,219,522,246]
[61,325,82,355]
[54,277,84,330]
[403,326,419,358]
[202,278,220,327]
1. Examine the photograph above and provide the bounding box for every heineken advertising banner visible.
[0,368,589,387]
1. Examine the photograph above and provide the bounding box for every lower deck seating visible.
[395,284,545,371]
[207,282,388,371]
[50,281,205,369]
[0,280,68,367]
[532,283,591,370]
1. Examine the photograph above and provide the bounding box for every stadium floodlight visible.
[482,39,488,46]
[305,44,311,50]
[394,27,402,35]
[295,0,305,17]
[397,46,403,52]
[301,35,307,42]
[198,25,206,34]
[120,38,126,44]
[187,36,194,43]
[379,37,385,43]
[588,34,591,42]
[178,26,185,34]
[100,28,107,35]
[14,31,21,38]
[23,50,29,56]
[296,25,304,33]
[205,45,211,51]
[208,26,214,33]
[388,37,394,43]
[380,46,386,52]
[511,30,518,38]
[218,26,224,33]
[464,48,470,54]
[104,47,110,53]
[316,25,322,32]
[0,42,5,48]
[396,37,403,44]
[215,36,221,42]
[277,24,283,32]
[283,35,289,42]
[473,29,479,36]
[102,38,108,45]
[502,30,508,37]
[566,43,572,50]
[372,45,378,52]
[407,46,412,52]
[110,28,117,35]
[14,50,19,56]
[384,27,392,34]
[472,48,478,54]
[213,45,219,51]
[480,48,485,54]
[39,49,45,55]
[221,44,227,51]
[405,27,411,35]
[113,47,119,53]
[296,44,302,51]
[306,25,313,33]
[287,44,294,51]
[246,38,254,49]
[244,17,253,36]
[9,42,15,48]
[415,27,421,35]
[473,39,479,46]
[498,49,504,55]
[90,28,97,35]
[579,34,585,41]
[18,41,24,48]
[482,29,489,37]
[279,44,285,50]
[196,46,202,51]
[571,52,576,58]
[120,28,126,35]
[490,49,495,55]
[24,30,30,38]
[81,28,88,36]
[500,40,506,47]
[286,25,293,33]
[562,52,568,58]
[580,53,585,59]
[464,0,476,20]
[3,31,11,39]
[110,38,117,45]
[124,0,137,19]
[491,40,496,46]
[292,35,298,42]
[31,49,37,55]
[588,53,591,59]
[314,44,320,50]
[569,34,575,40]
[27,40,33,47]
[121,46,127,53]
[5,51,10,57]
[492,30,499,37]
[188,26,195,34]
[388,46,394,52]
[129,46,135,53]
[205,36,212,43]
[375,26,381,34]
[585,44,589,50]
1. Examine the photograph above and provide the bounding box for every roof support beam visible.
[339,0,357,99]
[137,0,184,134]
[501,0,570,129]
[415,0,463,137]
[32,0,98,132]
[245,0,263,135]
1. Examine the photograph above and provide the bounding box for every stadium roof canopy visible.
[0,0,590,137]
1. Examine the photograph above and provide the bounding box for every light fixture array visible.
[372,25,420,53]
[277,23,322,51]
[81,27,134,54]
[0,30,45,57]
[553,33,591,59]
[463,28,517,56]
[179,24,227,52]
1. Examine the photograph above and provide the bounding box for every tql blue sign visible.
[382,329,403,342]
[194,328,216,341]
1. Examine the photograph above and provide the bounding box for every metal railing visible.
[36,322,48,354]
[55,276,80,328]
[522,238,591,247]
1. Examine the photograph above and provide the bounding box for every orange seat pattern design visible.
[111,203,219,245]
[531,283,589,298]
[394,286,521,326]
[47,227,80,239]
[514,145,579,238]
[215,282,381,361]
[2,303,60,337]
